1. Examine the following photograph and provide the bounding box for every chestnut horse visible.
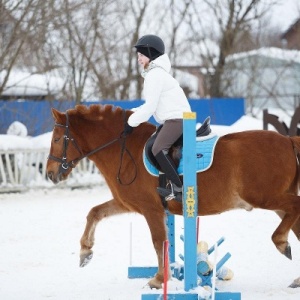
[46,104,300,289]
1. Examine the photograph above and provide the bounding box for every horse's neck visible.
[90,129,151,178]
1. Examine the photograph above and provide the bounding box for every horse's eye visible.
[54,137,60,143]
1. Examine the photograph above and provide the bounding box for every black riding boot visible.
[155,150,182,202]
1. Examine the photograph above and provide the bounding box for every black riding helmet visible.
[134,35,165,61]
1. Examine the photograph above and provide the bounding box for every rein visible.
[47,110,137,185]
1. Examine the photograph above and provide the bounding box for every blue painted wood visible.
[166,212,175,263]
[128,266,158,278]
[141,293,241,300]
[141,293,199,300]
[208,237,225,255]
[215,292,241,300]
[182,112,198,292]
[128,213,175,278]
[197,251,232,287]
[140,112,241,299]
[216,253,232,272]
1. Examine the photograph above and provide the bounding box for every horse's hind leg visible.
[80,199,129,267]
[272,212,299,259]
[143,210,168,289]
[276,211,300,240]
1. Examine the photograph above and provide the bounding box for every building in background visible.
[281,18,300,50]
[223,47,300,112]
[0,69,65,100]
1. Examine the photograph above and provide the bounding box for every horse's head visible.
[46,108,83,184]
[46,104,156,185]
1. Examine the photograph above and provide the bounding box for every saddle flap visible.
[144,116,213,176]
[144,134,160,170]
[143,135,219,177]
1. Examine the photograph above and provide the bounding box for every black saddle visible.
[145,116,211,171]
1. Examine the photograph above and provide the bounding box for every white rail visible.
[0,149,101,193]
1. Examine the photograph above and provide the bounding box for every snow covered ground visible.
[1,110,300,299]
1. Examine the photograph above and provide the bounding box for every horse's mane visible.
[69,104,125,121]
[66,104,154,136]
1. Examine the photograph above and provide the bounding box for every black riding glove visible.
[123,123,134,136]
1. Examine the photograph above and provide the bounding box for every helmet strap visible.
[146,45,152,61]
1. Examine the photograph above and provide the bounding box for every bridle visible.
[47,110,137,185]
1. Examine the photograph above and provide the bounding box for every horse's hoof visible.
[148,278,162,289]
[289,277,300,288]
[79,251,93,267]
[284,243,292,260]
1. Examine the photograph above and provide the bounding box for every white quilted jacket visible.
[128,54,191,126]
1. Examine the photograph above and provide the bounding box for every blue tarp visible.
[0,98,245,136]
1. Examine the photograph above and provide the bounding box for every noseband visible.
[47,110,136,184]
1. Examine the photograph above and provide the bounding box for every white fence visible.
[0,149,101,193]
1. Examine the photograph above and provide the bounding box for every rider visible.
[123,34,191,201]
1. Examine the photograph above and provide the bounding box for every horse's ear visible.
[51,108,63,121]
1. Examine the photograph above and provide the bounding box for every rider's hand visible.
[122,123,134,136]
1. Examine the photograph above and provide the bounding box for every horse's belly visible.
[236,198,253,211]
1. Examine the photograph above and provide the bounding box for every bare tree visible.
[45,0,105,103]
[0,0,292,103]
[0,0,49,96]
[208,0,276,97]
[180,0,280,97]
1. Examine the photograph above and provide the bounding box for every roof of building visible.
[0,69,64,97]
[281,17,300,39]
[226,47,300,64]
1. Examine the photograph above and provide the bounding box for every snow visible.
[6,121,28,137]
[270,0,299,31]
[0,132,52,150]
[1,111,300,299]
[0,69,64,97]
[227,47,300,64]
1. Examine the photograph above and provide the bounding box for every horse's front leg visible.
[143,210,168,289]
[80,198,129,267]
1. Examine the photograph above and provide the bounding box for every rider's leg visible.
[152,119,183,201]
[155,150,182,189]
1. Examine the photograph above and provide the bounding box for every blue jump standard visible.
[128,212,175,279]
[141,294,198,300]
[141,292,241,300]
[128,113,241,300]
